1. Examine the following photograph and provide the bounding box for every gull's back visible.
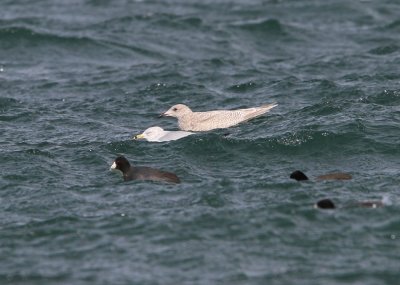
[181,104,277,131]
[159,130,193,142]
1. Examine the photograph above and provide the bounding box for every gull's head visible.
[161,104,192,118]
[110,156,131,173]
[133,126,165,142]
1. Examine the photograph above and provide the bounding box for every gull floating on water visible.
[110,156,180,184]
[160,103,277,132]
[133,126,194,142]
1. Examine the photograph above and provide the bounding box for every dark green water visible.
[1,1,400,284]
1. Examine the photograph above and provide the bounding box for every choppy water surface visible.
[1,1,400,284]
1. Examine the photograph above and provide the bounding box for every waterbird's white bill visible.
[110,161,117,170]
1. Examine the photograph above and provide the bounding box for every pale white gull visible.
[133,126,193,142]
[160,103,277,131]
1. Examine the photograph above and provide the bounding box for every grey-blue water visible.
[1,1,400,284]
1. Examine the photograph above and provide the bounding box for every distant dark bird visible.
[110,156,180,184]
[315,199,336,209]
[290,170,309,181]
[290,170,352,181]
[315,198,385,210]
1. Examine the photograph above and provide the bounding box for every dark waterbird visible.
[315,198,385,210]
[290,170,352,181]
[110,156,181,184]
[315,199,336,209]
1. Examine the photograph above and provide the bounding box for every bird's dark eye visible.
[173,107,178,111]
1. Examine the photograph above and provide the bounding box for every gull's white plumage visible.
[161,103,277,132]
[134,126,193,142]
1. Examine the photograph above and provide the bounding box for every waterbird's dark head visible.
[160,104,192,118]
[110,156,131,173]
[315,199,336,209]
[290,170,309,181]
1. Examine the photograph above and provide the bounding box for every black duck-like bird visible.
[110,156,180,184]
[290,170,352,181]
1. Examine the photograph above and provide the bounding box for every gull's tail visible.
[243,103,278,120]
[260,103,278,110]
